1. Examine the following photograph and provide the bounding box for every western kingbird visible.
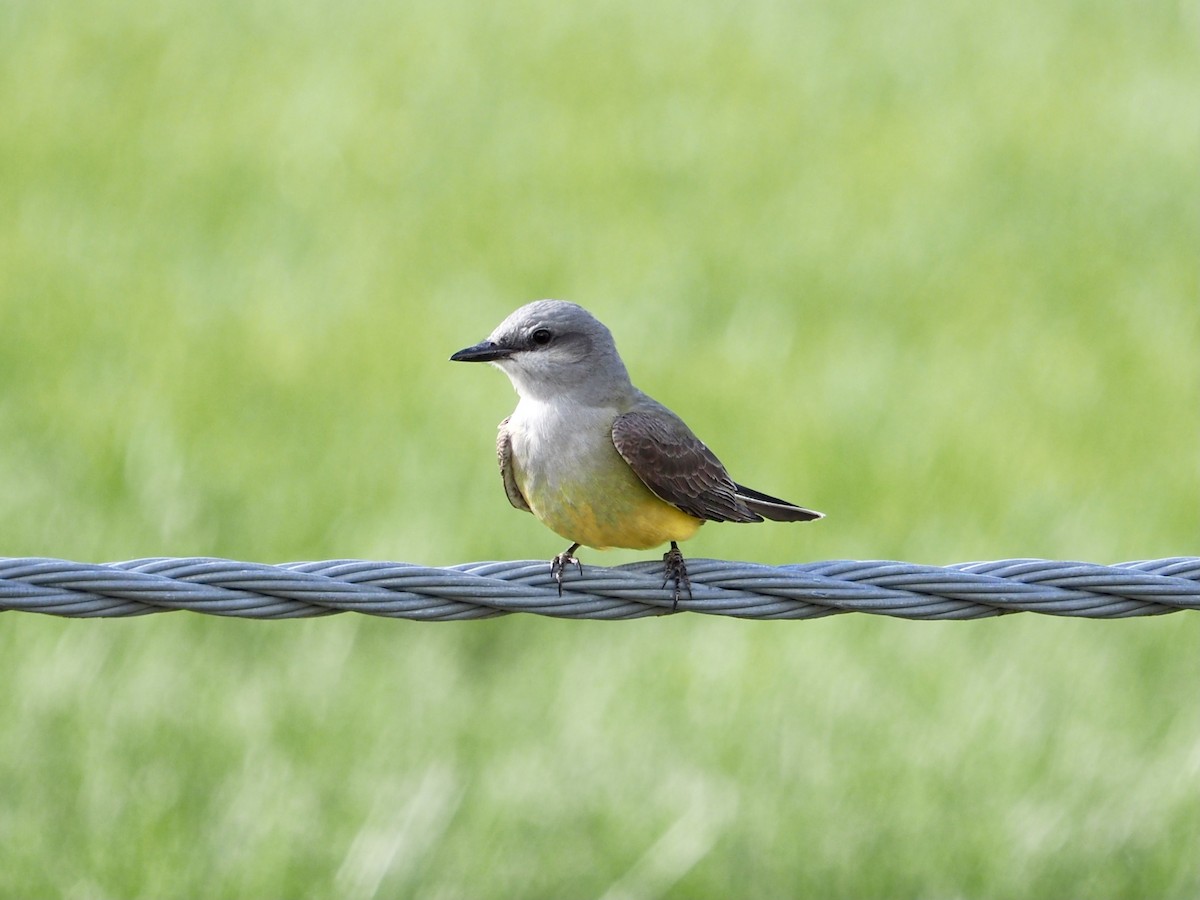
[451,300,823,607]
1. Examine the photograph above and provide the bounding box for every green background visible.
[1,0,1197,896]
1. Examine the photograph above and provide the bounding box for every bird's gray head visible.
[451,299,633,404]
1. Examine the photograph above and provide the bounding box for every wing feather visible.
[611,408,761,523]
[496,418,532,513]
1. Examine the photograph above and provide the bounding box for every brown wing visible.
[496,417,532,513]
[611,407,761,523]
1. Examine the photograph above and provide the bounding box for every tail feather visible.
[734,483,824,522]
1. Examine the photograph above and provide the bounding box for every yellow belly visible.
[518,462,703,550]
[543,492,703,550]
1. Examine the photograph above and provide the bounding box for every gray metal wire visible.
[0,556,1197,620]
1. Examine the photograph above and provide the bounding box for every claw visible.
[662,541,693,612]
[550,542,583,596]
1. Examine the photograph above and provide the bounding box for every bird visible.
[450,300,823,609]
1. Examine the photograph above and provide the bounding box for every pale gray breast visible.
[507,398,622,491]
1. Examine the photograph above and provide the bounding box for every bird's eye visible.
[531,328,553,346]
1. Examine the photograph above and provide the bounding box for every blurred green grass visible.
[0,0,1197,897]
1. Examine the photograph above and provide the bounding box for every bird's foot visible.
[550,543,583,596]
[662,541,693,612]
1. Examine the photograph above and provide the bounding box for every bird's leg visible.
[662,541,693,612]
[550,543,583,596]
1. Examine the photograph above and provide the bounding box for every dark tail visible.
[734,483,824,522]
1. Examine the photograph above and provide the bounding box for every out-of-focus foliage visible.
[0,0,1195,896]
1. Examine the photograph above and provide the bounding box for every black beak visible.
[450,340,513,363]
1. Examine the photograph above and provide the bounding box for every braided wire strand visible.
[0,557,1197,620]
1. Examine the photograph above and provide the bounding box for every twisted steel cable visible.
[0,556,1197,620]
